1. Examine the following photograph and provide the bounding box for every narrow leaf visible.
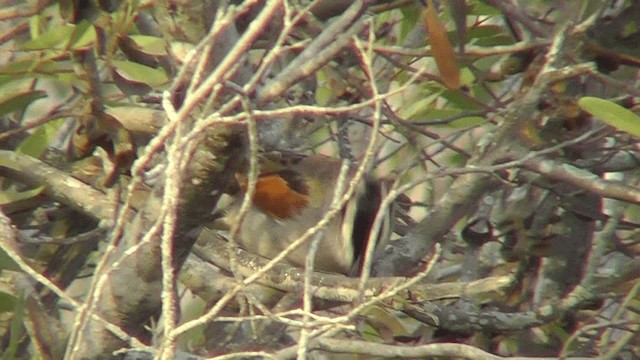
[0,292,18,313]
[128,35,168,56]
[0,247,21,272]
[578,97,640,138]
[0,186,44,205]
[0,90,47,117]
[67,20,96,49]
[447,0,467,53]
[112,60,169,87]
[21,25,75,50]
[16,118,65,157]
[422,0,460,89]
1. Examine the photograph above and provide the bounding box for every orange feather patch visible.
[236,172,310,219]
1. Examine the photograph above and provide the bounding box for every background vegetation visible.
[0,0,639,359]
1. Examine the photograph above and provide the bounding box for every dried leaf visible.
[422,0,460,89]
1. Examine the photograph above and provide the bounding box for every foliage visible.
[0,0,639,359]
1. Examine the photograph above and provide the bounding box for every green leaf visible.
[578,97,640,138]
[0,90,47,117]
[468,1,502,16]
[0,246,21,272]
[447,116,486,128]
[399,6,420,41]
[128,35,167,56]
[112,60,169,87]
[399,91,440,120]
[315,70,335,106]
[21,25,75,50]
[410,107,460,122]
[67,20,96,49]
[16,118,65,157]
[459,67,475,86]
[0,292,18,313]
[0,186,45,206]
[28,12,41,40]
[466,24,504,39]
[473,34,515,47]
[315,87,331,106]
[0,58,42,75]
[466,23,513,47]
[0,58,65,82]
[441,88,482,110]
[3,295,25,359]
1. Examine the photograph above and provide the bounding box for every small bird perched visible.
[224,152,393,275]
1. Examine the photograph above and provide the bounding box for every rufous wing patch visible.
[236,171,310,219]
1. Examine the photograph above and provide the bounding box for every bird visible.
[223,152,393,275]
